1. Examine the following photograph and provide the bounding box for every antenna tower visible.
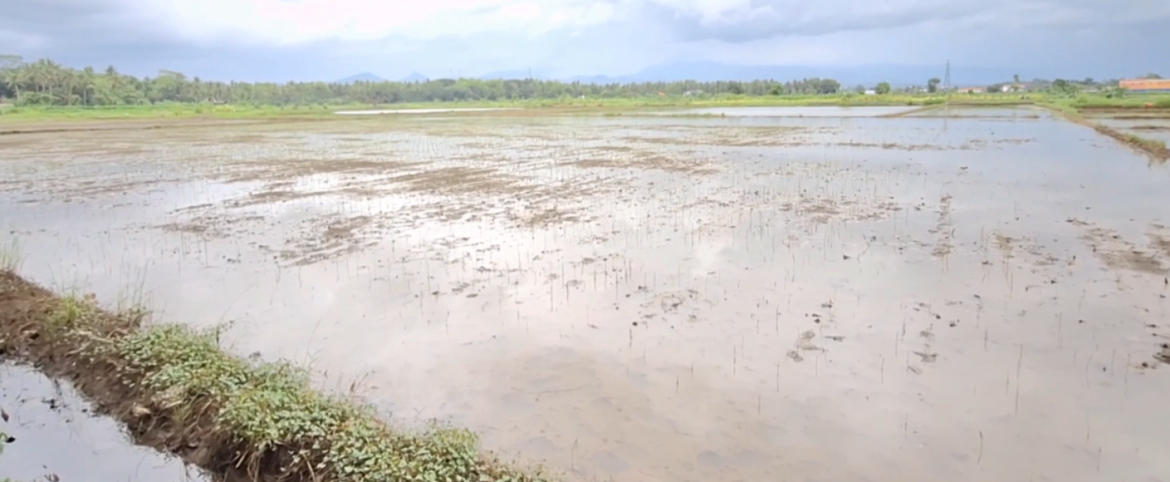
[943,61,951,90]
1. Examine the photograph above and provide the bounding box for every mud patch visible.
[1080,225,1166,275]
[930,194,955,258]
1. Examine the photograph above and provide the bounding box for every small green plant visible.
[46,295,98,333]
[0,237,21,272]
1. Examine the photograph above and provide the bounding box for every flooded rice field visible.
[336,107,522,115]
[1092,116,1170,145]
[903,105,1052,120]
[668,106,916,117]
[2,108,1170,482]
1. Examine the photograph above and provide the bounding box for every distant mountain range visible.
[335,72,385,84]
[338,62,1031,87]
[400,72,429,83]
[335,72,429,84]
[563,62,1023,88]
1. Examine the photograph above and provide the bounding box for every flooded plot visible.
[665,106,917,117]
[0,364,201,482]
[1092,117,1170,144]
[2,112,1170,482]
[903,106,1050,120]
[336,107,521,115]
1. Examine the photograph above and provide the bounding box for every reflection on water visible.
[0,364,201,482]
[663,106,917,117]
[336,107,521,115]
[2,110,1170,482]
[1094,116,1170,144]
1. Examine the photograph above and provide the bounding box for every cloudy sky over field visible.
[2,0,1168,81]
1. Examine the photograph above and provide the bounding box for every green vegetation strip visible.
[0,270,546,482]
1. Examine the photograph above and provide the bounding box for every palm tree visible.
[105,65,122,104]
[81,66,96,106]
[1,68,22,101]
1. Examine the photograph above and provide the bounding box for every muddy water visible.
[336,107,521,115]
[1093,117,1170,144]
[0,364,202,482]
[904,105,1052,120]
[2,109,1170,482]
[670,106,915,117]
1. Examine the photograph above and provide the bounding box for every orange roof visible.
[1120,79,1170,89]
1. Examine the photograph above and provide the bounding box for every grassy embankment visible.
[0,257,547,482]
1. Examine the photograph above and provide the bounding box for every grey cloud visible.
[640,0,1170,44]
[2,0,185,62]
[639,0,985,43]
[2,0,1167,83]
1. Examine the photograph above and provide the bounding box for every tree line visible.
[0,56,846,107]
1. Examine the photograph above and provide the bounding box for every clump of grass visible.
[0,272,548,482]
[1122,133,1170,157]
[0,237,21,272]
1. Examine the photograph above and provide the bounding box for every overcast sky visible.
[3,0,1168,82]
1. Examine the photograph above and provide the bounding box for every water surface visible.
[1,113,1169,482]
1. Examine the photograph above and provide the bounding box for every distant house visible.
[957,86,985,94]
[1120,79,1170,93]
[864,89,876,95]
[683,90,704,97]
[1001,83,1029,93]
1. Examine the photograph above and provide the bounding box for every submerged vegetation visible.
[0,270,547,482]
